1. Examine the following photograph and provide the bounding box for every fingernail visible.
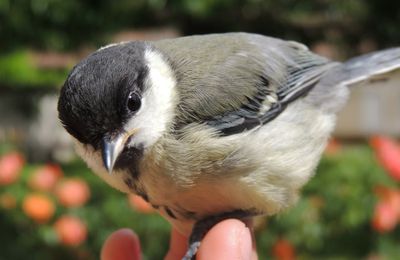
[238,224,252,260]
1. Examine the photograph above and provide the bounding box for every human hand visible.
[101,219,257,260]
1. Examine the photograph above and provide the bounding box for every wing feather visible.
[154,33,339,136]
[205,50,338,136]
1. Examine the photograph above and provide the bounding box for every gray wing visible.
[154,33,339,135]
[205,46,339,135]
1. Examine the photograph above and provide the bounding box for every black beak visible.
[101,129,139,174]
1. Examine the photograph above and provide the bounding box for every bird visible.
[57,32,400,259]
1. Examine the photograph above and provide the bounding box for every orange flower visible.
[54,215,87,246]
[22,193,55,223]
[370,136,400,181]
[272,239,296,260]
[55,178,90,207]
[128,194,154,213]
[372,200,398,233]
[29,164,63,191]
[374,186,400,217]
[0,152,24,185]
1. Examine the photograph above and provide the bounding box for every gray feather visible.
[333,47,400,86]
[153,33,339,133]
[309,47,400,114]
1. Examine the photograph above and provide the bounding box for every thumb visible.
[196,219,254,260]
[101,228,142,260]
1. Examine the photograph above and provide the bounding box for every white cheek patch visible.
[124,49,177,148]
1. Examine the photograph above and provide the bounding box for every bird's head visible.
[58,42,177,176]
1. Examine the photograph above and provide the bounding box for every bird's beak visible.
[101,129,139,174]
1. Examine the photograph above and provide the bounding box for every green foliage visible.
[1,0,399,52]
[0,51,68,88]
[0,0,157,51]
[0,158,171,260]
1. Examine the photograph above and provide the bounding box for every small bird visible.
[58,33,400,259]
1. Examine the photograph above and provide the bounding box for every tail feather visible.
[319,47,400,88]
[340,47,400,86]
[309,47,400,113]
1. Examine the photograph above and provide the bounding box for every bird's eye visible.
[127,92,141,113]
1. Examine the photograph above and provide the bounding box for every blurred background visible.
[1,0,400,259]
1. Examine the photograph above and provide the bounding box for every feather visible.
[154,33,338,135]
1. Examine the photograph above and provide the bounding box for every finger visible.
[196,219,254,260]
[243,219,258,260]
[250,224,258,260]
[101,228,141,260]
[164,228,189,260]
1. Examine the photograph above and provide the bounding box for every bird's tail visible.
[322,47,400,87]
[309,47,400,113]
